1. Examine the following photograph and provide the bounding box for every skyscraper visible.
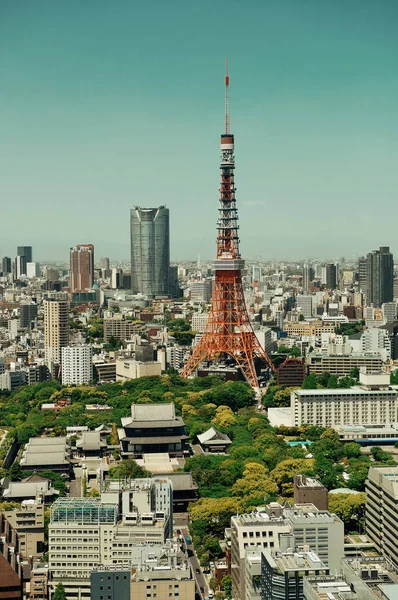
[44,293,69,365]
[325,263,337,290]
[1,257,11,275]
[366,246,394,307]
[130,206,170,298]
[15,246,32,277]
[358,257,368,295]
[302,264,315,292]
[70,244,94,292]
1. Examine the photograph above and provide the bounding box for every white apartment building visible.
[366,466,398,567]
[44,294,69,364]
[191,312,209,333]
[360,327,391,361]
[61,346,93,385]
[291,387,398,428]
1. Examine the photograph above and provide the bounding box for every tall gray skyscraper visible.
[16,246,32,277]
[366,246,394,307]
[130,206,170,298]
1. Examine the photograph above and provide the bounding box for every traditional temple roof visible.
[197,427,232,446]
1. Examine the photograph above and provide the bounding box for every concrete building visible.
[192,312,209,333]
[359,327,391,361]
[61,346,93,385]
[284,504,344,573]
[26,262,40,278]
[91,540,193,600]
[70,244,95,292]
[296,295,313,318]
[0,512,23,600]
[291,386,398,428]
[4,499,45,558]
[50,478,173,599]
[284,322,335,338]
[303,575,361,600]
[19,303,38,328]
[306,352,383,376]
[44,293,69,365]
[231,505,291,600]
[0,370,26,392]
[130,206,170,298]
[341,555,398,600]
[261,545,329,600]
[1,256,11,275]
[16,245,32,277]
[302,265,315,293]
[277,358,305,387]
[293,475,328,511]
[366,465,398,567]
[115,357,161,382]
[190,280,211,303]
[382,301,398,323]
[366,246,394,307]
[103,314,147,342]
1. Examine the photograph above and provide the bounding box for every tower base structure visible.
[181,268,274,393]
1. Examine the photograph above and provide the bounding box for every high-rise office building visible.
[70,244,94,292]
[358,256,368,295]
[99,257,110,270]
[26,262,40,278]
[20,303,38,329]
[325,263,337,290]
[130,206,170,298]
[1,257,11,275]
[302,264,315,292]
[61,346,93,385]
[44,293,69,364]
[17,246,32,264]
[366,247,394,307]
[15,246,32,277]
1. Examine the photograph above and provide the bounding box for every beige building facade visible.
[44,294,69,364]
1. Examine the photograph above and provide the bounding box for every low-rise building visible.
[0,512,23,600]
[306,352,383,376]
[19,437,71,474]
[277,357,306,387]
[118,403,188,458]
[115,357,161,381]
[4,499,45,558]
[197,427,232,453]
[293,475,328,511]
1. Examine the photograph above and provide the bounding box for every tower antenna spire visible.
[225,57,230,134]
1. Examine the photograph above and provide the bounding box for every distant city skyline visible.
[1,0,398,260]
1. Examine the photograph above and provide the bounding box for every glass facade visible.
[130,206,170,298]
[50,498,117,524]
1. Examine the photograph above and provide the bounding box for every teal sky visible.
[1,0,397,262]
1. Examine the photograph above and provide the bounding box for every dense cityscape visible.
[2,3,398,600]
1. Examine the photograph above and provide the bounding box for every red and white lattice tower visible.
[181,59,274,393]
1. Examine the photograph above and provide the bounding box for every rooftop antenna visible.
[225,57,230,134]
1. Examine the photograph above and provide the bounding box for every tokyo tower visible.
[181,59,274,393]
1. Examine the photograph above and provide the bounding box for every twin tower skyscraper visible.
[130,206,170,298]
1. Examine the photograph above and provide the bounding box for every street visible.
[179,524,209,600]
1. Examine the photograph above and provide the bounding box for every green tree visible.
[189,497,242,536]
[210,577,219,592]
[302,374,318,389]
[222,575,232,599]
[328,493,366,533]
[109,458,149,479]
[53,582,67,600]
